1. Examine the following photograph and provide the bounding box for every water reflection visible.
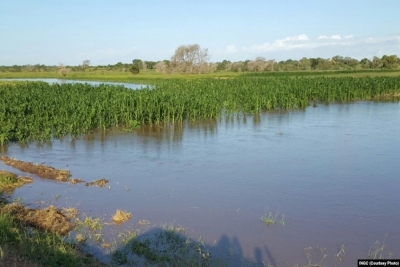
[1,102,400,265]
[0,78,146,90]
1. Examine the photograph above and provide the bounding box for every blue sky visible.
[1,0,399,65]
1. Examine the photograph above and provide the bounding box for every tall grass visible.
[1,76,400,144]
[0,212,102,266]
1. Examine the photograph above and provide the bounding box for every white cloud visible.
[344,35,354,39]
[226,45,238,53]
[318,34,351,40]
[284,34,309,41]
[245,34,376,53]
[220,34,400,60]
[245,34,312,52]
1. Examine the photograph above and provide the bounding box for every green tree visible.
[381,55,399,69]
[144,61,157,70]
[132,59,144,69]
[216,60,231,71]
[371,56,382,69]
[360,58,372,69]
[130,65,140,74]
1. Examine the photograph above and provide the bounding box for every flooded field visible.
[1,101,399,266]
[0,78,146,90]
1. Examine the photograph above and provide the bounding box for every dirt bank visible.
[1,203,74,235]
[0,156,70,181]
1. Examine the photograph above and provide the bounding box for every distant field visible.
[0,70,240,83]
[1,69,400,83]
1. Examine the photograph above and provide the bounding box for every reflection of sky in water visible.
[0,78,148,90]
[1,101,399,265]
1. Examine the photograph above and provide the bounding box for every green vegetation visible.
[0,171,32,193]
[261,211,285,226]
[0,212,105,267]
[1,53,399,75]
[1,75,400,145]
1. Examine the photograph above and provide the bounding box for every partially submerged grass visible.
[0,156,70,182]
[261,211,285,226]
[0,170,33,193]
[71,178,86,184]
[303,246,328,267]
[2,75,400,145]
[368,234,393,259]
[74,215,105,244]
[373,92,400,100]
[80,216,104,232]
[112,209,132,225]
[63,207,79,219]
[85,179,109,187]
[138,219,150,225]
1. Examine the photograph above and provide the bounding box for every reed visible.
[1,75,399,144]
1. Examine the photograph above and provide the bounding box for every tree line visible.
[1,44,399,74]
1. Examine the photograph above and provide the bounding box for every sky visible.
[1,0,399,66]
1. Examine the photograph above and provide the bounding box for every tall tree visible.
[82,59,90,70]
[170,44,210,74]
[381,55,399,69]
[132,59,144,69]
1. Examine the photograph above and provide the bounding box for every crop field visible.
[1,76,400,145]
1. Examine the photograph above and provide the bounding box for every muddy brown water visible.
[1,101,399,266]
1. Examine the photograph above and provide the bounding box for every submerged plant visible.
[261,211,285,226]
[368,234,393,259]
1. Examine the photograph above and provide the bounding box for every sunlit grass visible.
[0,211,104,266]
[1,75,399,145]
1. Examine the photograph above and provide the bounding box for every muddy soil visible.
[0,156,71,181]
[1,203,74,235]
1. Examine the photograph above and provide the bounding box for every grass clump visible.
[0,170,33,193]
[0,211,105,267]
[85,179,109,188]
[1,203,74,235]
[261,211,285,226]
[112,209,132,225]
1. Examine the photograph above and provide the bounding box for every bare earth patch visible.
[1,203,74,235]
[0,156,70,182]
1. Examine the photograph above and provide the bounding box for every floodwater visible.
[1,101,399,266]
[0,78,146,90]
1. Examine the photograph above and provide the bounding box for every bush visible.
[130,65,140,74]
